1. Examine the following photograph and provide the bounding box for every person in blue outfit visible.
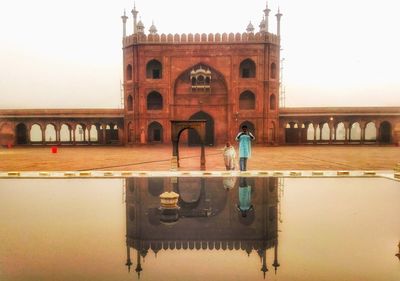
[235,125,255,171]
[236,177,253,217]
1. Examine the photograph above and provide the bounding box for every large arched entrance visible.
[379,121,391,143]
[189,111,214,146]
[16,123,28,144]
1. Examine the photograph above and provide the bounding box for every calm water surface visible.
[0,177,399,281]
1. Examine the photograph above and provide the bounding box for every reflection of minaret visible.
[125,245,132,272]
[272,240,280,274]
[260,248,268,279]
[135,249,143,279]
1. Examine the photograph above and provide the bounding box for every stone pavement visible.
[0,145,399,171]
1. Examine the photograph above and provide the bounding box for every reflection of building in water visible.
[125,177,280,278]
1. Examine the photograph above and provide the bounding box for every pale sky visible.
[1,0,399,109]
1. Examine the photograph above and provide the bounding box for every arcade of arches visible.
[0,109,123,146]
[283,120,395,144]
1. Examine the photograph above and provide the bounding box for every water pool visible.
[0,177,399,281]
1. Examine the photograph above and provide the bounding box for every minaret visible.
[121,10,128,38]
[131,3,139,34]
[275,8,283,37]
[264,2,271,32]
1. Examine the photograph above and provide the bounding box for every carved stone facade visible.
[123,32,280,146]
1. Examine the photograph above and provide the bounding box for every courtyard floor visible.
[1,144,399,171]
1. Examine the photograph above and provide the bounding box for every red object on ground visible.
[7,143,12,149]
[51,146,58,153]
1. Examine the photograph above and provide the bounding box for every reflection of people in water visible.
[223,177,237,190]
[237,177,253,217]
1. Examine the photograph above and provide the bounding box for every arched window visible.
[127,95,133,111]
[16,123,27,144]
[30,124,42,142]
[379,121,391,143]
[306,123,314,141]
[45,124,56,142]
[147,91,163,110]
[126,64,132,81]
[239,59,256,78]
[350,122,361,141]
[365,122,377,141]
[270,63,277,79]
[89,125,98,142]
[239,91,255,110]
[269,94,276,110]
[336,122,346,141]
[321,123,330,140]
[60,124,71,142]
[75,124,85,142]
[146,59,162,79]
[148,121,163,142]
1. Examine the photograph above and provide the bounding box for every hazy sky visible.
[1,0,399,109]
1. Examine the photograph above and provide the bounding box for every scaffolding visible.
[279,57,286,108]
[120,80,124,109]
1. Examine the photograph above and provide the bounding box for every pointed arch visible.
[350,122,361,141]
[45,124,56,142]
[126,64,132,81]
[148,121,163,143]
[60,124,71,142]
[147,91,163,110]
[146,59,162,79]
[189,111,214,146]
[365,122,377,141]
[239,58,256,78]
[30,124,42,142]
[379,121,391,143]
[270,63,277,79]
[239,91,255,110]
[173,62,228,96]
[321,123,330,140]
[335,122,346,141]
[16,123,28,144]
[269,94,276,110]
[127,95,133,111]
[306,123,314,141]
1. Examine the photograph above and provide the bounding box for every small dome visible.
[149,21,157,34]
[246,21,254,33]
[137,20,144,28]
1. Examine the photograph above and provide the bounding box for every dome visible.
[137,20,144,28]
[149,21,157,34]
[246,21,254,33]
